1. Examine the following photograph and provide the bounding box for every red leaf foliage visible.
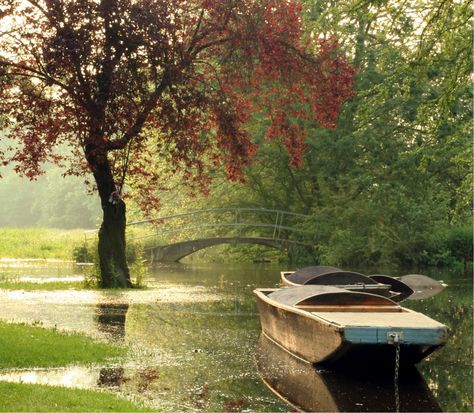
[0,0,355,210]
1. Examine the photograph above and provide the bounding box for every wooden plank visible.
[312,311,446,328]
[344,326,448,345]
[298,305,402,312]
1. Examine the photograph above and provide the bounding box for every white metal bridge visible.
[125,208,312,262]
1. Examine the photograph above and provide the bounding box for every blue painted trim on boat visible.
[344,327,447,345]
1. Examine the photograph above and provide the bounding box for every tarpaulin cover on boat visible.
[287,269,379,286]
[285,266,340,284]
[268,286,399,308]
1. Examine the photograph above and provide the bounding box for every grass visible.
[0,281,85,290]
[0,228,86,260]
[0,229,156,411]
[0,322,153,412]
[0,227,153,265]
[0,321,126,369]
[0,382,152,412]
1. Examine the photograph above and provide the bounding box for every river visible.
[0,260,472,412]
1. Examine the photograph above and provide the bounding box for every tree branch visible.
[106,72,170,151]
[0,58,87,107]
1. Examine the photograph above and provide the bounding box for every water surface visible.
[0,260,472,412]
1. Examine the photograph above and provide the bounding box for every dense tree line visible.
[0,0,470,269]
[163,0,472,268]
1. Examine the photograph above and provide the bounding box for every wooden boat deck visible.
[312,311,446,328]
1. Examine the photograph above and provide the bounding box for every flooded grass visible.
[0,382,153,412]
[0,281,85,290]
[0,322,126,369]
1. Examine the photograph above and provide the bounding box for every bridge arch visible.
[82,208,315,262]
[148,236,305,262]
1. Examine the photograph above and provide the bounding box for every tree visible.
[0,0,355,287]
[187,0,472,268]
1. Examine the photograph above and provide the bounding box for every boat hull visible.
[255,291,347,364]
[255,289,448,366]
[280,271,393,297]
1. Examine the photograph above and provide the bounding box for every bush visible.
[72,243,94,263]
[445,226,473,264]
[80,240,148,288]
[126,241,144,263]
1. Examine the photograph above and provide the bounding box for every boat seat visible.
[296,304,403,312]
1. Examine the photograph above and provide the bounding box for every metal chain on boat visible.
[394,342,401,413]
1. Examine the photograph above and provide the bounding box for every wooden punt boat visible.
[281,269,395,298]
[369,274,414,302]
[399,274,446,300]
[281,266,414,302]
[254,285,449,366]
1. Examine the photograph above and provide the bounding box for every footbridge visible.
[126,208,312,262]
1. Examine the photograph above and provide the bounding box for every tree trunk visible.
[86,145,132,288]
[98,198,131,288]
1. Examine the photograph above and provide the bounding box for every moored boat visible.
[399,274,447,300]
[369,274,415,302]
[281,266,414,302]
[254,285,449,367]
[281,269,395,298]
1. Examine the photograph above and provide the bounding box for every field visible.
[0,228,86,260]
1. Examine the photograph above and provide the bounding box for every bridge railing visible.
[124,208,311,247]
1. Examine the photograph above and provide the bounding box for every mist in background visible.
[0,166,101,229]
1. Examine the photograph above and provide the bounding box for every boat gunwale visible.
[280,272,299,287]
[254,288,343,328]
[254,287,432,327]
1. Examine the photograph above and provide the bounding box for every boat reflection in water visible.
[255,334,441,412]
[95,303,129,340]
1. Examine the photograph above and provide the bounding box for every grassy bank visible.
[0,382,151,412]
[0,321,125,368]
[0,321,152,411]
[0,227,153,265]
[0,228,86,260]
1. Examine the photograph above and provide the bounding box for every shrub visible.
[445,226,473,264]
[72,243,94,263]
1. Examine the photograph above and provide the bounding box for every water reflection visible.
[0,367,100,389]
[95,303,129,340]
[255,334,442,412]
[97,367,126,387]
[0,261,471,411]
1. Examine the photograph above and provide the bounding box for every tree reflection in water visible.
[95,303,128,389]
